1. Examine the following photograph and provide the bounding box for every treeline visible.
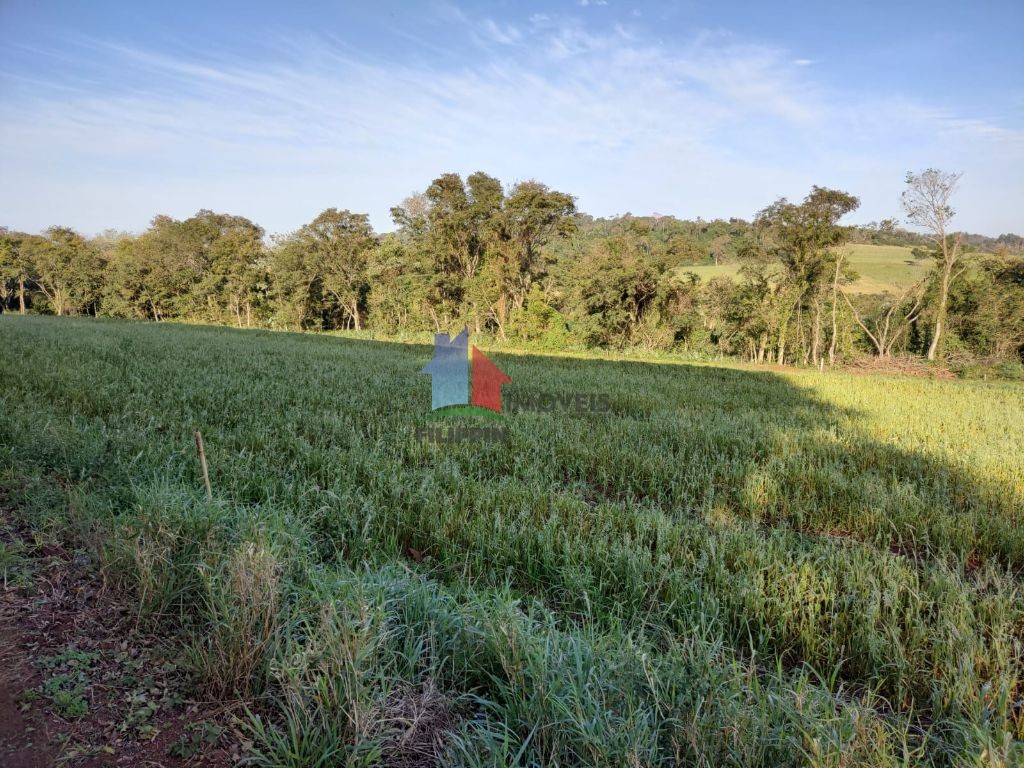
[2,169,1023,371]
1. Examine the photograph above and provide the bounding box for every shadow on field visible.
[3,316,1023,757]
[194,323,1023,571]
[1,316,1019,570]
[469,343,1022,571]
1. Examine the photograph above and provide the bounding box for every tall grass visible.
[1,315,1022,765]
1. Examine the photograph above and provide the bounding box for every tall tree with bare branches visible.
[901,169,965,360]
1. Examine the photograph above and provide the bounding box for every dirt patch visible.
[844,356,957,379]
[0,519,241,767]
[0,624,54,767]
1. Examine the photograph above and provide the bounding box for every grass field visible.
[2,315,1023,766]
[684,244,931,294]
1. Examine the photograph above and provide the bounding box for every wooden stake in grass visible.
[194,430,213,500]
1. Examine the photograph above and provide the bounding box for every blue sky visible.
[1,0,1022,236]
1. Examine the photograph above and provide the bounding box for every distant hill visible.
[681,244,931,294]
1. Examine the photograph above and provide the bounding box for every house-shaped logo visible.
[419,328,511,413]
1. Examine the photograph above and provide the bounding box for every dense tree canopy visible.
[2,171,1022,373]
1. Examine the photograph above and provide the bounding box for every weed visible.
[167,720,224,758]
[35,648,99,719]
[0,538,32,589]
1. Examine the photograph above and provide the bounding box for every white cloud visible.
[0,16,1020,235]
[480,19,522,45]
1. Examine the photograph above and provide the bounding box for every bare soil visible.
[845,355,957,379]
[0,519,240,767]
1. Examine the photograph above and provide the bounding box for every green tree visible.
[270,209,375,331]
[0,229,34,314]
[101,234,151,319]
[392,172,575,335]
[268,232,323,331]
[202,218,267,327]
[753,187,860,365]
[729,263,794,363]
[568,238,667,348]
[489,180,576,336]
[103,211,266,322]
[366,235,431,333]
[946,253,1024,361]
[29,227,101,316]
[305,209,374,331]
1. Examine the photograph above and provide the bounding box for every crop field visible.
[684,244,931,294]
[2,315,1023,766]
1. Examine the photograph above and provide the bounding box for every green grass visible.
[1,315,1023,766]
[684,244,932,294]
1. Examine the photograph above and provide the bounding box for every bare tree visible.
[901,169,965,360]
[843,280,926,358]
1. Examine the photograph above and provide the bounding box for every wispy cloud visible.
[0,7,1020,235]
[479,19,522,45]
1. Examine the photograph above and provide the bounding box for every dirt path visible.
[0,520,238,767]
[0,619,55,767]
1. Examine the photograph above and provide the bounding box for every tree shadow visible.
[2,317,1022,737]
[402,340,1021,571]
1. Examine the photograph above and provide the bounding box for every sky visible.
[1,0,1022,237]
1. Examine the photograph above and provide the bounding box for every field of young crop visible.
[2,315,1023,766]
[685,244,931,294]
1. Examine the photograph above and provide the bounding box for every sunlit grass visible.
[683,243,932,294]
[1,315,1022,766]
